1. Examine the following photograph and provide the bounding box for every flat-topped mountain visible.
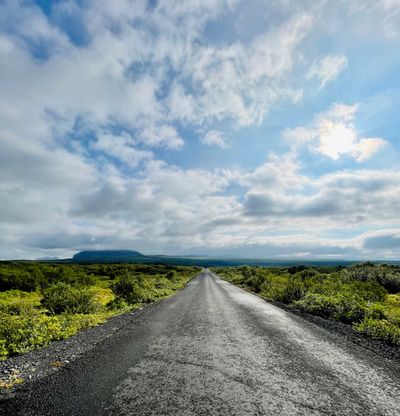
[72,250,145,262]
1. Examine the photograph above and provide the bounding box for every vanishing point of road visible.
[2,270,400,415]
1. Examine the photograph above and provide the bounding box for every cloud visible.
[321,103,357,121]
[284,102,386,161]
[0,0,316,165]
[353,138,387,162]
[362,229,400,251]
[346,0,400,39]
[0,0,71,54]
[242,163,400,229]
[138,125,184,149]
[282,127,314,146]
[248,13,313,79]
[92,133,153,167]
[240,154,308,192]
[201,130,229,148]
[307,54,348,88]
[2,139,399,259]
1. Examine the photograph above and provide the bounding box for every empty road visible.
[2,270,400,415]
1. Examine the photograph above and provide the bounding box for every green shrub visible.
[365,303,387,320]
[106,297,128,310]
[295,293,338,318]
[336,298,367,324]
[42,267,95,288]
[296,268,318,280]
[0,290,41,315]
[112,273,148,304]
[0,270,40,292]
[0,311,104,360]
[0,300,37,316]
[295,293,366,324]
[0,340,7,360]
[354,318,400,345]
[41,282,101,314]
[165,270,177,282]
[257,274,287,301]
[343,263,400,293]
[276,279,307,304]
[377,273,400,294]
[288,265,306,275]
[349,280,387,303]
[249,271,267,293]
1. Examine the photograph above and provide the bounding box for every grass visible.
[0,263,198,361]
[0,370,24,390]
[213,263,400,346]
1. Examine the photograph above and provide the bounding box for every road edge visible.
[0,270,201,398]
[213,271,400,363]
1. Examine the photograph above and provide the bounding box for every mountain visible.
[69,250,360,268]
[72,250,145,263]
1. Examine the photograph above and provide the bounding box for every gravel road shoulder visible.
[0,303,158,397]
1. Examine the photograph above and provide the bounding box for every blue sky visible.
[1,0,400,259]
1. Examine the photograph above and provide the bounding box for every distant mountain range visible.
[67,250,361,268]
[73,250,145,262]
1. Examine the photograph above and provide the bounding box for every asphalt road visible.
[2,270,400,415]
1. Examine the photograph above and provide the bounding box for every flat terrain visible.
[1,270,399,415]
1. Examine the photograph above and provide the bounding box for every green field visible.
[0,262,198,360]
[213,263,400,346]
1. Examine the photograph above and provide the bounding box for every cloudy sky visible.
[1,0,400,260]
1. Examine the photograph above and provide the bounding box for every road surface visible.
[2,270,400,415]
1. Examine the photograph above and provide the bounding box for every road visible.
[2,270,400,415]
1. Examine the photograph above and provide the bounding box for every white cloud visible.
[242,163,400,230]
[92,133,153,166]
[282,126,314,147]
[320,103,358,121]
[201,130,229,148]
[284,102,386,161]
[352,138,387,162]
[240,154,308,192]
[166,83,197,123]
[307,54,348,88]
[361,229,400,255]
[187,13,312,127]
[345,0,400,39]
[249,13,313,79]
[0,0,316,163]
[1,131,399,259]
[0,0,71,53]
[138,125,184,149]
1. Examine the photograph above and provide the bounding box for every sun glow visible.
[318,121,356,160]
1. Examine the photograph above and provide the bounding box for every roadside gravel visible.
[0,304,154,395]
[272,301,400,362]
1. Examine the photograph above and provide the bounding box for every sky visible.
[1,0,400,260]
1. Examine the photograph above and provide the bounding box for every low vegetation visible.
[0,262,198,360]
[213,263,400,346]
